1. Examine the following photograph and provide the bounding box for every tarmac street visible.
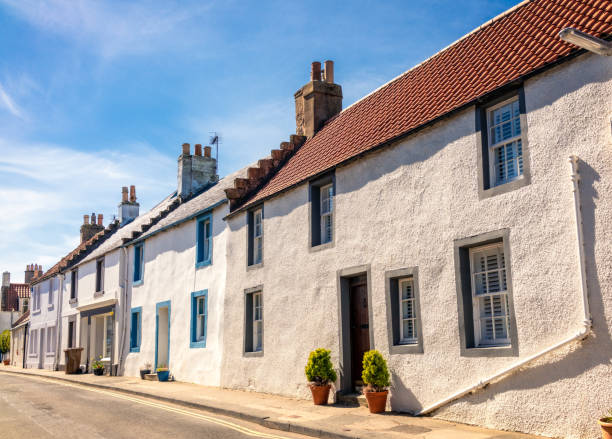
[0,373,307,439]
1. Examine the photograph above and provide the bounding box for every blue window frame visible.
[196,213,213,267]
[190,290,208,348]
[130,307,142,352]
[133,243,144,284]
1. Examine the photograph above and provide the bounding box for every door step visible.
[336,393,367,407]
[144,373,158,381]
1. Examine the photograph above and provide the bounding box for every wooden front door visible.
[349,277,370,389]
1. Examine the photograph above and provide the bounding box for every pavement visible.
[0,366,542,439]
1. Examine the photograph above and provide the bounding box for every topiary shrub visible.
[361,350,390,392]
[305,348,337,386]
[0,330,10,360]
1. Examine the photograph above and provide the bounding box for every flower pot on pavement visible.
[309,384,331,405]
[157,370,170,382]
[364,390,388,414]
[3,359,9,366]
[140,369,151,380]
[93,368,104,376]
[599,419,612,439]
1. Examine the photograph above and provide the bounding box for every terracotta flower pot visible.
[364,390,388,414]
[309,384,331,405]
[599,418,612,439]
[3,360,9,366]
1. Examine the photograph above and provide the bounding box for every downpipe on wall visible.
[54,273,65,370]
[116,246,129,375]
[416,155,592,416]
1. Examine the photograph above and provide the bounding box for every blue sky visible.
[0,0,517,282]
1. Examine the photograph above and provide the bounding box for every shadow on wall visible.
[442,158,610,410]
[390,372,423,414]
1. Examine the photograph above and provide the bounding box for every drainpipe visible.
[117,246,129,375]
[22,322,28,369]
[416,155,592,416]
[54,274,64,370]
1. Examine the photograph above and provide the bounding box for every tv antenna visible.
[209,132,220,165]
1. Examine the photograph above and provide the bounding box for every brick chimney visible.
[2,271,9,288]
[294,60,342,139]
[24,265,34,283]
[177,143,218,199]
[118,185,140,225]
[80,212,104,242]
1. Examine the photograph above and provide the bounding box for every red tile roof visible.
[3,283,30,312]
[12,310,30,328]
[10,284,30,298]
[240,0,611,209]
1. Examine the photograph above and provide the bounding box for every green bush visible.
[361,350,390,392]
[0,330,10,355]
[305,348,337,386]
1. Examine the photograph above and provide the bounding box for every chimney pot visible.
[204,146,211,158]
[311,61,322,81]
[323,60,334,83]
[91,213,96,224]
[129,185,136,202]
[97,214,103,226]
[84,215,89,225]
[182,143,190,155]
[195,144,202,156]
[122,186,128,203]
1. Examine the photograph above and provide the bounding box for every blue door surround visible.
[155,300,171,370]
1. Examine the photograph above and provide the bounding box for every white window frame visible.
[253,209,263,265]
[252,292,263,352]
[469,243,510,347]
[196,296,206,342]
[320,184,333,244]
[46,326,55,354]
[48,278,54,306]
[29,329,37,355]
[103,314,113,360]
[398,278,418,344]
[487,96,523,188]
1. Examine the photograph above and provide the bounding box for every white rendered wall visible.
[221,52,612,439]
[27,274,60,370]
[123,203,228,386]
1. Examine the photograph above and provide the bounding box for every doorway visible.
[338,266,373,394]
[38,328,45,369]
[155,301,171,369]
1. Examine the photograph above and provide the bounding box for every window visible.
[29,329,37,355]
[247,208,263,266]
[477,91,530,199]
[46,326,55,354]
[48,278,54,306]
[190,291,208,348]
[68,320,75,348]
[96,258,104,292]
[130,307,141,352]
[310,175,334,248]
[454,230,518,356]
[70,269,78,300]
[22,298,29,313]
[133,243,144,284]
[244,287,263,354]
[385,267,423,354]
[196,214,213,267]
[104,315,113,359]
[32,285,41,312]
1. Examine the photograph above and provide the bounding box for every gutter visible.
[559,28,612,57]
[416,155,592,416]
[54,274,64,370]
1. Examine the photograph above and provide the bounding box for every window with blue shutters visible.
[130,307,141,352]
[190,290,208,348]
[133,243,144,284]
[196,214,213,267]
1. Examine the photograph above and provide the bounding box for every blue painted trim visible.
[195,213,213,268]
[190,290,208,349]
[155,300,171,370]
[133,243,144,284]
[130,307,142,353]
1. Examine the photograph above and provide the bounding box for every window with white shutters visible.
[470,243,510,346]
[398,278,417,344]
[487,97,523,187]
[320,184,333,244]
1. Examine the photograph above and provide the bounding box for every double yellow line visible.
[13,374,294,439]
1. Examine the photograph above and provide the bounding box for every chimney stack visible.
[118,185,140,225]
[2,271,10,288]
[24,264,36,283]
[80,212,104,242]
[294,60,342,139]
[97,214,103,226]
[177,142,218,199]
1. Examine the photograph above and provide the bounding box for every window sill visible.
[133,280,143,286]
[461,344,516,357]
[479,175,530,200]
[389,342,423,355]
[309,240,334,253]
[31,309,41,315]
[47,304,53,310]
[94,290,105,298]
[196,260,212,269]
[247,262,263,271]
[46,352,55,357]
[190,340,207,349]
[130,347,140,353]
[69,298,78,305]
[243,350,263,358]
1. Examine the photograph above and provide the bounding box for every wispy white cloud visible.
[0,0,213,59]
[0,138,176,282]
[0,83,24,118]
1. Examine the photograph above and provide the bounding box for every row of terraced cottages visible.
[22,1,612,438]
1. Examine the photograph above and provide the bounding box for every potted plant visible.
[599,409,612,439]
[0,330,10,365]
[156,365,170,382]
[305,348,337,405]
[361,350,390,414]
[92,356,105,376]
[140,362,152,380]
